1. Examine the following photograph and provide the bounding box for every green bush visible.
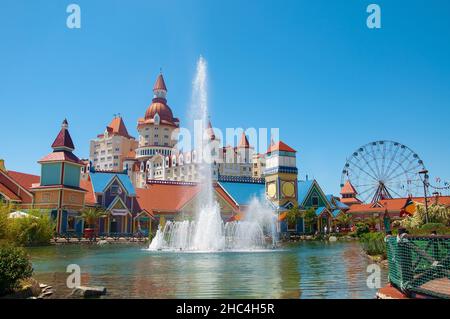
[0,210,8,240]
[408,223,450,236]
[0,244,33,296]
[6,214,54,247]
[360,232,386,257]
[356,223,370,237]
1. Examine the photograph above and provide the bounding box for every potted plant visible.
[81,208,106,239]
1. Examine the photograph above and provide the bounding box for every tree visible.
[286,206,301,225]
[336,213,353,229]
[302,208,317,234]
[0,244,33,296]
[365,216,380,230]
[81,208,107,233]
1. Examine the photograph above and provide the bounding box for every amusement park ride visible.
[341,140,450,203]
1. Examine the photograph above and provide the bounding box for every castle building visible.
[123,73,265,187]
[89,116,138,172]
[31,120,86,234]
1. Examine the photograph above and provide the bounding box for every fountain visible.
[148,57,277,252]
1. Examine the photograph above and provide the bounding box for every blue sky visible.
[0,0,449,195]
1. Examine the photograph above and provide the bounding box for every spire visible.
[206,119,216,140]
[238,132,250,148]
[340,180,358,195]
[153,73,167,99]
[51,119,75,152]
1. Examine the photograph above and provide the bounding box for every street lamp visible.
[418,169,429,224]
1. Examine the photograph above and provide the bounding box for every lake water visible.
[27,241,387,299]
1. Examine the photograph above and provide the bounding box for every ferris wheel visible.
[341,141,426,203]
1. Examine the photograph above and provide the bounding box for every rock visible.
[39,284,48,289]
[72,286,107,298]
[329,236,338,242]
[97,240,108,246]
[41,290,53,297]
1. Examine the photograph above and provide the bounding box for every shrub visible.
[400,204,450,229]
[360,232,386,257]
[6,214,54,246]
[356,223,370,237]
[408,223,450,236]
[0,244,33,296]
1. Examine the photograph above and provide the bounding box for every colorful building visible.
[0,159,39,208]
[89,116,138,172]
[82,170,153,236]
[31,120,86,234]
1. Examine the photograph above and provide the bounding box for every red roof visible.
[347,196,450,214]
[7,171,40,191]
[107,117,132,139]
[153,74,167,92]
[206,120,216,140]
[340,197,362,205]
[51,121,75,150]
[143,100,178,126]
[0,183,21,201]
[136,182,239,215]
[341,181,358,195]
[238,133,250,148]
[136,183,201,214]
[80,177,97,206]
[39,151,83,165]
[267,141,296,153]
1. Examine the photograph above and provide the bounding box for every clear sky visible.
[1,0,449,195]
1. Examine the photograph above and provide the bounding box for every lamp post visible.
[419,169,429,224]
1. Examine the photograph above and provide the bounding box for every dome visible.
[144,99,176,125]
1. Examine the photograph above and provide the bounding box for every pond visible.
[27,241,388,299]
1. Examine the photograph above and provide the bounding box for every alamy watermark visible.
[66,264,81,288]
[367,4,381,29]
[366,264,382,289]
[66,4,81,29]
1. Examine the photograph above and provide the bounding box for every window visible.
[312,195,319,207]
[111,185,120,196]
[67,216,76,231]
[42,193,51,202]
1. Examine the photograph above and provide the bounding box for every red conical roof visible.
[107,117,132,139]
[206,120,216,140]
[51,119,75,151]
[153,74,167,92]
[341,180,358,195]
[238,133,250,148]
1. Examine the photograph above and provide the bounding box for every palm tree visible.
[336,213,353,229]
[81,208,107,235]
[365,216,380,231]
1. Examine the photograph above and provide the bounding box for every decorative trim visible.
[218,175,265,184]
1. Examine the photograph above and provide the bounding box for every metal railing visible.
[385,234,450,299]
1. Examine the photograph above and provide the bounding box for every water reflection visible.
[28,242,387,299]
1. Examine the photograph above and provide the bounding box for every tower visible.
[264,140,298,209]
[32,119,86,234]
[134,73,180,186]
[340,180,362,206]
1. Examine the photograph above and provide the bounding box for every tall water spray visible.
[148,57,277,252]
[190,56,225,251]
